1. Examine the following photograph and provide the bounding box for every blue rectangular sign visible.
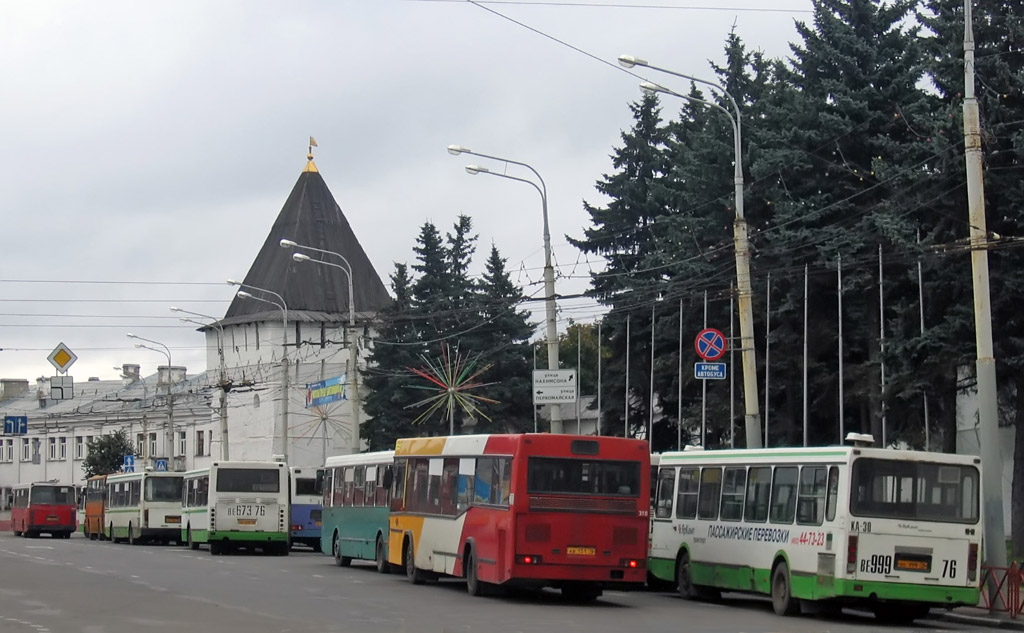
[3,415,28,435]
[695,363,727,380]
[305,374,347,408]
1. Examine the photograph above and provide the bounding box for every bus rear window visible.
[146,477,183,502]
[528,458,640,497]
[31,486,74,505]
[217,468,281,494]
[851,458,979,524]
[295,478,321,497]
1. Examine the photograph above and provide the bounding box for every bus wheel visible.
[465,548,487,597]
[187,528,199,551]
[405,538,425,585]
[128,524,137,546]
[771,561,800,616]
[375,536,390,574]
[676,552,698,600]
[332,533,351,567]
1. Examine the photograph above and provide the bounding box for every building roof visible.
[221,157,392,327]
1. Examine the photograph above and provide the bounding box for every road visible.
[0,533,999,633]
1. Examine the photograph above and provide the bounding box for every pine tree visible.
[362,263,423,450]
[467,244,535,434]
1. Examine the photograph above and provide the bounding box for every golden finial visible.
[305,136,319,173]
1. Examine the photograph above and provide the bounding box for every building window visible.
[21,438,29,461]
[195,430,205,457]
[84,435,93,457]
[148,432,157,458]
[178,431,187,457]
[1,439,12,463]
[75,436,84,460]
[58,437,67,460]
[136,433,146,458]
[48,437,57,461]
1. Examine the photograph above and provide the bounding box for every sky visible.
[0,0,812,384]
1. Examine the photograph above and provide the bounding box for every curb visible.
[937,611,1024,631]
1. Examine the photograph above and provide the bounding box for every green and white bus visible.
[181,460,290,555]
[105,471,184,545]
[320,451,394,571]
[648,442,981,623]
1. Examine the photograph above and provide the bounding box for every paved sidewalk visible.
[936,607,1024,631]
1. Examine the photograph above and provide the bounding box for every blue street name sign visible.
[3,415,28,435]
[695,362,727,380]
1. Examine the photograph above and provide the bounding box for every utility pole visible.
[963,0,1007,578]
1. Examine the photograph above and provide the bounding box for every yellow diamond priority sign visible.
[47,342,78,373]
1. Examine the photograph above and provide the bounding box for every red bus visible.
[12,481,78,538]
[387,434,650,602]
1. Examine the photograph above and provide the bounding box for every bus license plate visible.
[166,516,181,524]
[567,546,595,556]
[229,504,266,517]
[46,515,58,522]
[237,518,257,525]
[896,558,930,572]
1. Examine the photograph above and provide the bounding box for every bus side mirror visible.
[382,466,394,490]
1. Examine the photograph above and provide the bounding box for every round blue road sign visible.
[694,328,727,361]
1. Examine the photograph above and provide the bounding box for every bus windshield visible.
[145,476,183,502]
[217,468,280,494]
[851,458,980,524]
[528,458,641,497]
[30,486,75,505]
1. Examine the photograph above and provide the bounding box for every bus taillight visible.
[847,535,858,574]
[516,555,542,565]
[620,558,641,569]
[968,543,978,582]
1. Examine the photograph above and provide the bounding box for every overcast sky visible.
[0,0,811,384]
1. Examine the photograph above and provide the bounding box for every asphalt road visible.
[0,533,1001,633]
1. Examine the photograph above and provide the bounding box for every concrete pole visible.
[281,313,290,464]
[677,299,683,451]
[346,273,361,453]
[879,245,887,447]
[963,0,1007,575]
[803,264,808,447]
[541,193,562,435]
[648,305,655,444]
[597,320,602,436]
[764,273,771,447]
[838,255,844,443]
[624,313,630,437]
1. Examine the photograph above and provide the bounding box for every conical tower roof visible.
[221,154,391,326]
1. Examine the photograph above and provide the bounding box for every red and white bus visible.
[387,434,650,602]
[11,481,78,538]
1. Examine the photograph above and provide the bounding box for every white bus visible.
[181,460,289,556]
[648,442,981,623]
[105,471,184,545]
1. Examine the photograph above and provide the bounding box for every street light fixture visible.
[284,241,362,456]
[127,333,176,462]
[620,54,763,450]
[229,281,291,462]
[172,307,231,459]
[448,145,564,434]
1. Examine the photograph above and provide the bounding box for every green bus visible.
[320,451,394,571]
[649,441,981,623]
[181,460,290,555]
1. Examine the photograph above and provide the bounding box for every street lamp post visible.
[618,55,763,449]
[447,145,563,435]
[126,333,176,462]
[284,244,361,456]
[227,281,290,463]
[172,307,230,460]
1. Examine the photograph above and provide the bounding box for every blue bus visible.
[289,467,324,549]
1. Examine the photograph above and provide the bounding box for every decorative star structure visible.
[405,344,499,432]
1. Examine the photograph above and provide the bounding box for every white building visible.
[0,152,392,496]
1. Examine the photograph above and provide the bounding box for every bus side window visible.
[797,466,827,526]
[323,469,334,508]
[131,480,141,507]
[474,458,494,506]
[675,468,699,519]
[333,466,345,508]
[377,465,390,507]
[498,459,511,507]
[655,468,675,519]
[440,458,459,516]
[389,461,407,512]
[198,476,209,506]
[456,458,474,513]
[343,468,355,506]
[697,467,722,521]
[770,466,799,524]
[744,467,771,522]
[352,466,365,506]
[720,467,746,521]
[365,466,377,507]
[825,466,839,522]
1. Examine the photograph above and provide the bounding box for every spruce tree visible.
[362,263,424,450]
